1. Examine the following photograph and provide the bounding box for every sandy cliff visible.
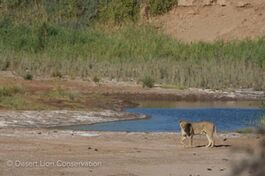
[151,0,265,42]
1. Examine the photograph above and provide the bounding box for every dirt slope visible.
[152,0,265,42]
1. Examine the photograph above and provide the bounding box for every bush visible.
[148,0,177,16]
[23,73,33,80]
[93,76,100,83]
[0,60,10,71]
[98,0,140,24]
[51,70,63,78]
[142,76,155,88]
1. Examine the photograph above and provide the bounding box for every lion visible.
[179,120,216,148]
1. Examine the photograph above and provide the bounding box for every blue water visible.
[63,107,265,132]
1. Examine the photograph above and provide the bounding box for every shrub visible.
[142,76,155,88]
[93,76,100,83]
[23,73,33,80]
[51,70,63,78]
[98,0,140,24]
[148,0,177,16]
[0,60,10,71]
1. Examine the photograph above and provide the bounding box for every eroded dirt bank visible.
[0,74,264,113]
[0,128,262,176]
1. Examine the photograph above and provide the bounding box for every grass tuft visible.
[142,76,155,88]
[0,86,25,97]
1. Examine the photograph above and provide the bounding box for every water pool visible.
[62,102,264,132]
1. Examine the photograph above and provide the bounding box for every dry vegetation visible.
[0,0,264,90]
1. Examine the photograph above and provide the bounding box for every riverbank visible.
[0,110,148,128]
[0,74,264,111]
[0,128,262,176]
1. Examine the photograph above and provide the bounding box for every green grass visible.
[0,0,265,90]
[0,0,175,26]
[141,76,155,88]
[0,86,25,97]
[43,87,80,101]
[0,86,42,109]
[148,0,177,15]
[0,23,264,90]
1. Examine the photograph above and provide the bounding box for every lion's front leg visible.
[180,135,187,147]
[189,135,193,147]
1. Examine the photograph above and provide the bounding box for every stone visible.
[236,1,251,8]
[178,0,228,7]
[178,0,215,7]
[217,0,227,6]
[178,0,194,6]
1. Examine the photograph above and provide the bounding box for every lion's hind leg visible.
[205,134,212,147]
[206,134,214,148]
[209,135,215,147]
[210,139,215,147]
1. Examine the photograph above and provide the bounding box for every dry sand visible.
[152,0,265,42]
[0,128,261,176]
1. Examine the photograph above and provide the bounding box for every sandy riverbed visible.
[0,127,262,176]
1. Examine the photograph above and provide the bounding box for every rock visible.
[236,1,251,8]
[217,0,227,6]
[207,168,212,171]
[187,10,199,15]
[203,0,214,6]
[178,0,215,7]
[178,0,194,6]
[177,0,228,7]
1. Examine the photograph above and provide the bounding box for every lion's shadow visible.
[195,144,231,148]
